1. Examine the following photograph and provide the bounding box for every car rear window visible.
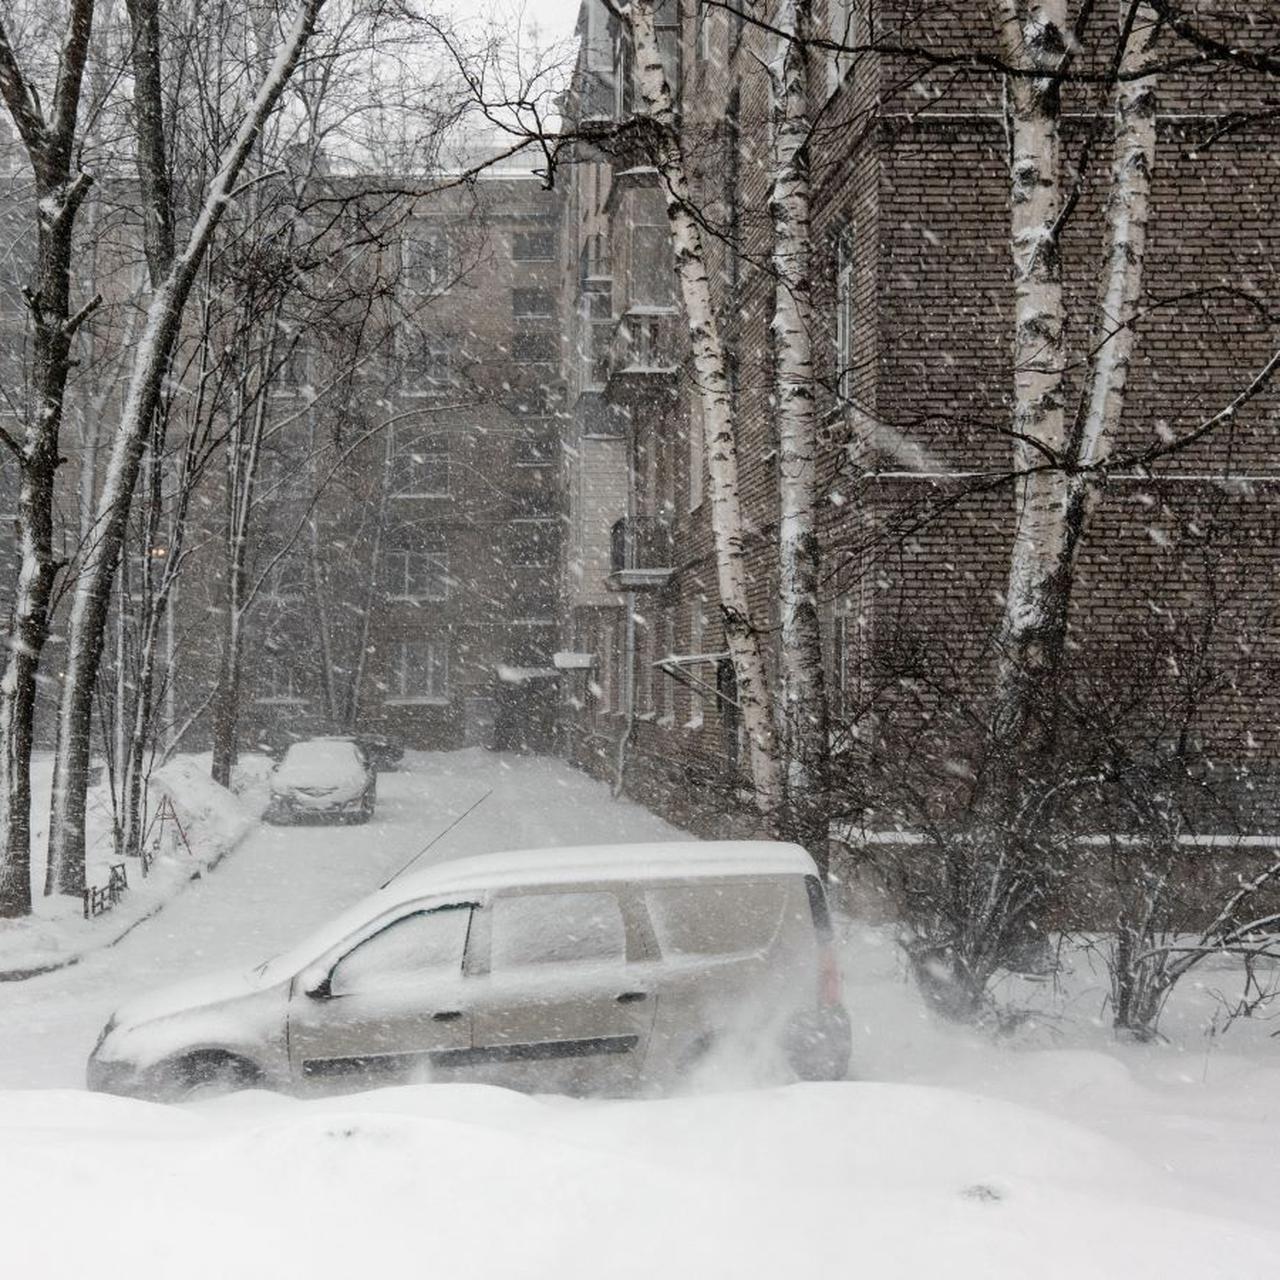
[489,891,627,970]
[644,880,796,958]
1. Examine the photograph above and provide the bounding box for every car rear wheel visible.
[783,1007,852,1082]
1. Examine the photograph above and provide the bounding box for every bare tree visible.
[46,0,327,899]
[0,0,100,916]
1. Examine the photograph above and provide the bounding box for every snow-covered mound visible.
[0,1081,1276,1279]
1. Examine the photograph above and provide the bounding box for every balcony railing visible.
[607,516,674,591]
[606,309,680,388]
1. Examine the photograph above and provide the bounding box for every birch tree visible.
[767,0,830,863]
[0,1,100,916]
[46,0,327,898]
[618,0,784,825]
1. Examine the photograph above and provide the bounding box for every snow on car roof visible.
[391,840,817,899]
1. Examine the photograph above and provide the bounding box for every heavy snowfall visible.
[1,1,1278,1278]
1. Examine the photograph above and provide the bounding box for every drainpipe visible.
[612,586,636,797]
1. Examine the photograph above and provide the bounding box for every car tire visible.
[164,1052,260,1103]
[783,1007,853,1082]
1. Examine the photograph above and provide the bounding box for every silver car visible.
[87,841,851,1100]
[264,737,377,825]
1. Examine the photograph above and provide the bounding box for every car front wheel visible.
[162,1052,260,1103]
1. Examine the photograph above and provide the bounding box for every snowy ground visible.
[0,752,272,975]
[1,750,1278,1278]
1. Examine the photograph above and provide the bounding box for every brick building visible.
[556,2,1280,834]
[220,168,567,755]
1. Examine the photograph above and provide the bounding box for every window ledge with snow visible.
[383,696,450,707]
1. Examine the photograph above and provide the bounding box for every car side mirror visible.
[300,966,332,1000]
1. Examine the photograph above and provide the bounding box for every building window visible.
[403,227,453,294]
[630,225,673,306]
[401,333,454,391]
[514,430,555,467]
[826,0,858,97]
[511,229,556,261]
[507,518,558,568]
[695,6,712,63]
[511,331,556,364]
[391,432,449,497]
[272,333,312,395]
[513,288,554,319]
[659,612,675,724]
[384,545,449,601]
[835,229,854,400]
[386,639,448,703]
[686,595,708,729]
[829,591,861,722]
[688,395,704,513]
[636,611,653,715]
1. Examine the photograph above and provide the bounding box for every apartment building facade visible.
[225,170,567,755]
[556,1,1280,833]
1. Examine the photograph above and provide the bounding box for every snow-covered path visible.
[0,750,683,1089]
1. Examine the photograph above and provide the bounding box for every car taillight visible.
[819,945,842,1007]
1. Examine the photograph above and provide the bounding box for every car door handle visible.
[616,991,648,1004]
[432,1010,464,1022]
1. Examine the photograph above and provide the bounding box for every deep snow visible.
[1,750,1278,1279]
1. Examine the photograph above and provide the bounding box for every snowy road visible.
[0,750,683,1089]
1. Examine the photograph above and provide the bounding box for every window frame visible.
[390,430,450,498]
[326,902,475,997]
[384,546,450,602]
[384,637,450,704]
[511,229,556,262]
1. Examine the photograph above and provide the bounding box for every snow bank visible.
[0,1080,1276,1279]
[0,754,270,977]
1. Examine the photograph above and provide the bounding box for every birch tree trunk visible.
[768,0,831,866]
[989,0,1071,769]
[0,2,98,916]
[1062,5,1160,553]
[46,0,326,897]
[626,0,783,824]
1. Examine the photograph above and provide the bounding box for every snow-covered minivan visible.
[87,841,851,1100]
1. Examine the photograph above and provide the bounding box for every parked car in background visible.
[86,841,851,1101]
[264,737,376,825]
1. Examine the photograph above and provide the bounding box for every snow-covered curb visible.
[0,755,272,982]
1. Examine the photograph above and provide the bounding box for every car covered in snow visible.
[86,841,851,1100]
[264,737,376,825]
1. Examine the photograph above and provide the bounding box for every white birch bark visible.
[988,0,1071,755]
[625,0,783,823]
[1071,6,1159,493]
[767,0,830,863]
[46,0,326,896]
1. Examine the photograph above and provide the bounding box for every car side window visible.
[489,891,627,971]
[329,905,471,996]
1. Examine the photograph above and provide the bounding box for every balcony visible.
[605,309,681,398]
[607,516,675,592]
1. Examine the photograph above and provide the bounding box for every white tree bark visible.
[46,0,327,896]
[625,0,783,823]
[767,0,830,863]
[989,0,1072,756]
[1073,5,1160,486]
